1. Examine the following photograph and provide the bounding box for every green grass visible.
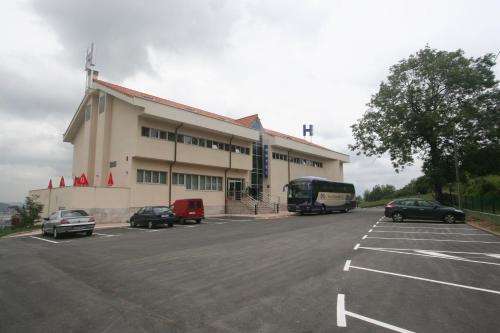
[0,225,41,238]
[358,193,434,208]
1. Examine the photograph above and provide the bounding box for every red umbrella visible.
[107,172,114,186]
[80,173,89,186]
[59,176,66,187]
[48,179,53,189]
[73,176,79,186]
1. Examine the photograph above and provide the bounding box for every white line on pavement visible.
[371,230,492,236]
[337,294,414,332]
[343,260,351,271]
[369,229,373,232]
[354,243,360,250]
[359,246,500,256]
[378,221,462,226]
[362,235,367,239]
[337,294,346,327]
[350,265,500,295]
[147,230,160,232]
[358,247,500,267]
[29,236,59,244]
[345,311,415,333]
[365,236,500,244]
[373,224,377,228]
[374,225,475,231]
[94,233,118,237]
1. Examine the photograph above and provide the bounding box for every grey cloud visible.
[31,0,241,81]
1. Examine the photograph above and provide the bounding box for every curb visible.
[466,221,500,237]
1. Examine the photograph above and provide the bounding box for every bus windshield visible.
[288,182,312,199]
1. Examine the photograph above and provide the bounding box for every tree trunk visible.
[429,142,444,201]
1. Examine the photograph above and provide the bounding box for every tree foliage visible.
[363,184,396,201]
[14,195,43,228]
[350,46,500,199]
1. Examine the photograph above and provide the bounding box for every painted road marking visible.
[369,229,373,232]
[374,225,476,231]
[94,233,118,237]
[29,236,60,244]
[354,243,360,250]
[371,230,492,236]
[378,221,464,226]
[365,236,500,244]
[362,235,367,240]
[358,246,500,267]
[337,294,346,327]
[337,294,414,332]
[358,247,500,257]
[344,260,351,271]
[350,264,500,295]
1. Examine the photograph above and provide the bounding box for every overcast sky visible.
[1,0,499,202]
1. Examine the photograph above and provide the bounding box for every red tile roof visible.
[95,79,333,152]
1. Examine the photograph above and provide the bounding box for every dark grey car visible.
[42,210,95,238]
[384,198,465,223]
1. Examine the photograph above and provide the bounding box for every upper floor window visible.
[98,95,106,113]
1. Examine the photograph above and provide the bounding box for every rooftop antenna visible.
[85,42,95,89]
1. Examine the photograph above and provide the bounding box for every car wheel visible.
[53,227,59,239]
[86,230,93,236]
[195,219,201,224]
[179,218,185,225]
[148,221,154,229]
[41,226,45,236]
[444,214,456,224]
[130,220,136,228]
[168,223,173,228]
[392,212,403,223]
[344,207,350,213]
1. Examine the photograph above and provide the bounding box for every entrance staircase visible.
[226,191,279,215]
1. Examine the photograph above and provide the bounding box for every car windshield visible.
[61,210,89,218]
[153,207,171,214]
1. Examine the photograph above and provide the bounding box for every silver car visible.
[41,210,95,238]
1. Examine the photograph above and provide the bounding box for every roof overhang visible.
[267,135,350,162]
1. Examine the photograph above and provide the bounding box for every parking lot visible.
[1,209,499,332]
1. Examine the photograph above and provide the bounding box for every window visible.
[225,143,230,151]
[141,127,150,137]
[137,169,144,183]
[178,173,184,185]
[150,128,160,139]
[200,175,205,190]
[218,142,224,150]
[192,137,198,145]
[207,140,212,148]
[217,177,223,191]
[184,135,192,144]
[99,95,106,113]
[85,105,91,121]
[137,169,167,184]
[177,134,184,143]
[160,131,167,140]
[168,132,176,141]
[109,161,117,168]
[199,138,205,147]
[192,175,198,190]
[186,174,192,190]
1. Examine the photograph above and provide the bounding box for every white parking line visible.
[94,233,118,237]
[378,221,463,226]
[371,230,492,236]
[362,235,367,239]
[369,229,373,232]
[358,246,500,267]
[365,236,500,244]
[354,243,360,250]
[374,225,475,231]
[337,294,346,327]
[343,260,351,271]
[337,294,414,332]
[29,236,59,244]
[349,264,500,295]
[358,247,500,256]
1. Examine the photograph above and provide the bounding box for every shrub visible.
[14,195,43,228]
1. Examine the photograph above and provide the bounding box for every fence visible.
[441,193,500,214]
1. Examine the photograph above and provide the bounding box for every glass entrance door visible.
[228,179,243,200]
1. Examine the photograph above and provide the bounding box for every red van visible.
[172,199,205,224]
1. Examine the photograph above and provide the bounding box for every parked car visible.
[171,199,204,224]
[129,206,177,229]
[384,198,465,223]
[42,209,95,238]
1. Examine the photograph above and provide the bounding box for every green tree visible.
[364,184,396,201]
[14,195,43,228]
[350,47,500,200]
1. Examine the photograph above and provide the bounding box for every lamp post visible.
[453,125,462,209]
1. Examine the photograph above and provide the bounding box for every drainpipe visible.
[224,135,234,214]
[287,150,291,183]
[169,123,183,206]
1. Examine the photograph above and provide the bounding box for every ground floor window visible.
[173,173,222,191]
[137,169,167,184]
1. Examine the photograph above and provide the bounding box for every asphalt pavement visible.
[1,208,499,332]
